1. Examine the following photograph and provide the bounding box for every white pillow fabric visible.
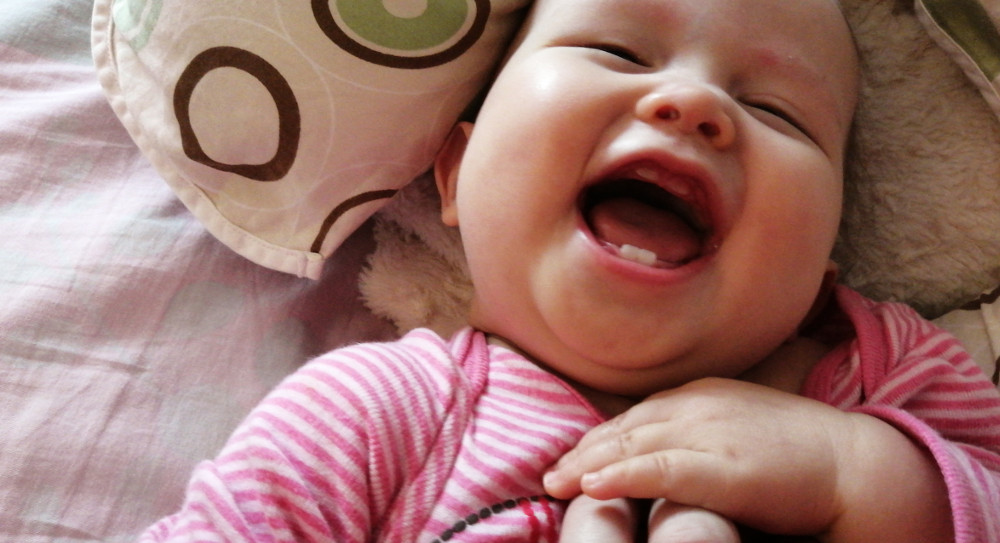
[93,0,529,278]
[934,287,1000,388]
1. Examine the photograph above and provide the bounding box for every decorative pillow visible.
[92,0,529,278]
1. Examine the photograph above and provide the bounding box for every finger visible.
[578,449,732,508]
[560,379,742,464]
[559,496,640,542]
[570,388,683,451]
[648,501,740,543]
[543,468,583,499]
[545,422,680,498]
[548,418,632,484]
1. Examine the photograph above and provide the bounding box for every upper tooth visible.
[634,167,659,183]
[634,167,693,198]
[620,244,658,266]
[662,175,693,198]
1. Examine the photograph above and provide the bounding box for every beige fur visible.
[836,0,1000,317]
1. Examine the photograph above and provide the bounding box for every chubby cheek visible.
[724,165,842,324]
[747,155,842,263]
[476,54,617,156]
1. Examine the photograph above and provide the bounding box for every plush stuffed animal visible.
[835,0,1000,317]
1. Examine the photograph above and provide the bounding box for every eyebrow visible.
[750,47,826,90]
[747,45,852,133]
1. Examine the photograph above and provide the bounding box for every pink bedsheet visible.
[0,2,394,541]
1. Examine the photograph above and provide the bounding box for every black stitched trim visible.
[431,495,555,542]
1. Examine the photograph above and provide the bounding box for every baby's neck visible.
[737,336,834,394]
[483,332,833,417]
[562,379,638,417]
[484,333,639,417]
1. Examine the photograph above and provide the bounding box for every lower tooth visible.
[620,244,657,266]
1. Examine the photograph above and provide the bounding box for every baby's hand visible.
[560,496,739,543]
[545,378,859,536]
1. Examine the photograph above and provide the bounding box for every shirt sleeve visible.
[139,336,461,543]
[807,288,1000,543]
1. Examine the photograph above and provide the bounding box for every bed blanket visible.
[0,2,393,541]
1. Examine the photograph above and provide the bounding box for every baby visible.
[140,0,1000,541]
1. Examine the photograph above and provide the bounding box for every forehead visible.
[528,0,852,49]
[526,0,859,126]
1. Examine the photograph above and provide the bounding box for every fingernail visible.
[542,470,560,489]
[581,471,603,490]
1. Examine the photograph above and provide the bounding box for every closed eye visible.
[585,43,647,66]
[745,101,813,141]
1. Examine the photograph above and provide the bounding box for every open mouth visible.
[582,165,713,268]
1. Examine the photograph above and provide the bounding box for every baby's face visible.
[436,0,859,397]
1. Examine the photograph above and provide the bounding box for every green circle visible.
[335,0,469,51]
[112,0,163,51]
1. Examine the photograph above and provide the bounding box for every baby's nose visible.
[636,84,736,149]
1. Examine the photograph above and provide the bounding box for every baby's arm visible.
[560,495,739,543]
[546,297,1000,542]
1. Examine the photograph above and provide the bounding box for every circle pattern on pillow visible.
[174,46,301,182]
[93,0,528,278]
[313,0,489,69]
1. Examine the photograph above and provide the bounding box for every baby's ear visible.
[434,122,473,227]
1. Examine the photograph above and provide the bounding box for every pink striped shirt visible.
[803,287,1000,542]
[142,327,604,542]
[142,286,1000,542]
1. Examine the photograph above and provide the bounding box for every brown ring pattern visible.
[174,46,301,182]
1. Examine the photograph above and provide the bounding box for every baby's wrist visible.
[824,413,952,543]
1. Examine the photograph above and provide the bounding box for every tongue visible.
[587,197,702,264]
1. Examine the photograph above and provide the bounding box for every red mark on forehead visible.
[745,44,824,88]
[754,48,784,69]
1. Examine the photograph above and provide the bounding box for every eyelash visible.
[745,101,811,139]
[586,43,646,66]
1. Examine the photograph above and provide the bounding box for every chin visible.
[548,345,693,397]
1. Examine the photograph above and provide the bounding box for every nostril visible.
[639,91,734,148]
[657,106,680,121]
[698,122,720,138]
